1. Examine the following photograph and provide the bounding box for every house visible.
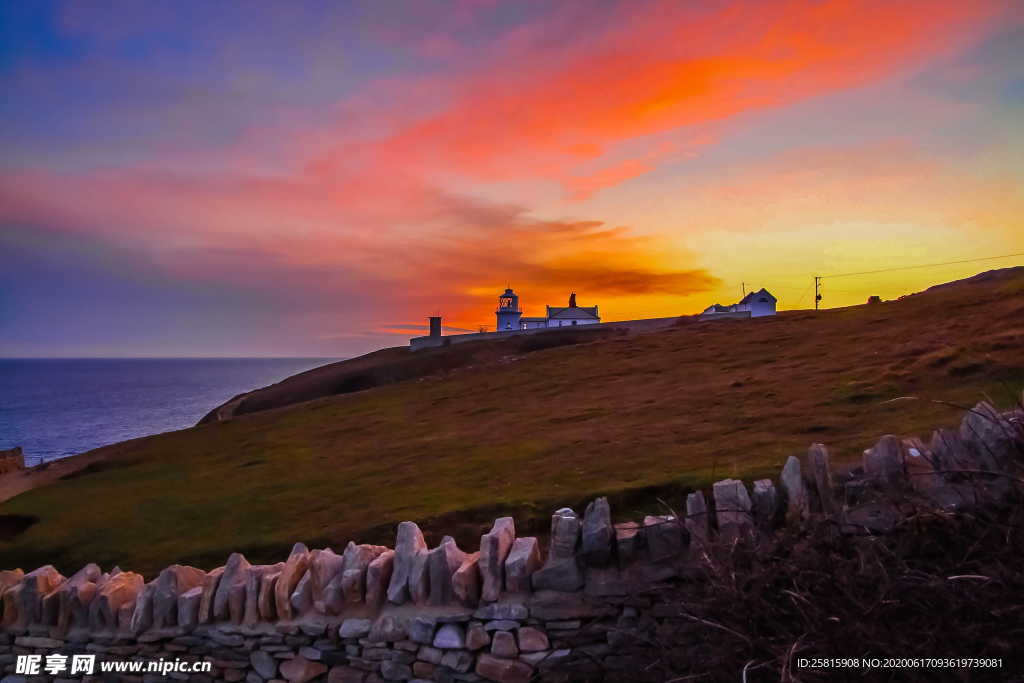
[735,288,777,317]
[496,288,600,331]
[541,292,600,328]
[701,288,777,319]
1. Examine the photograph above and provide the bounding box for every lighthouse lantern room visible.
[495,288,522,331]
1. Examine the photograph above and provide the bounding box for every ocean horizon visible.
[0,357,338,464]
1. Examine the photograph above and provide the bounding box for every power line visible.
[720,250,1021,312]
[723,251,1023,285]
[792,282,814,308]
[821,252,1024,280]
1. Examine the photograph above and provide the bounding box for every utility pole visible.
[741,282,746,297]
[814,276,822,310]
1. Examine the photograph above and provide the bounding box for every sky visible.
[1,0,1022,357]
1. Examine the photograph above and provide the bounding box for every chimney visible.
[429,316,442,338]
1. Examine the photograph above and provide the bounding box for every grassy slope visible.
[2,269,1022,576]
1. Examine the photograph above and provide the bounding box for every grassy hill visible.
[1,268,1022,577]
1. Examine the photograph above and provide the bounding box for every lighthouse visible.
[495,287,522,331]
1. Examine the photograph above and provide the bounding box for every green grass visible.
[1,269,1022,577]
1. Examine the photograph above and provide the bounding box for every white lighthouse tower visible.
[495,287,522,332]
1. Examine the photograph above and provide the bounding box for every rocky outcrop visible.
[0,447,24,475]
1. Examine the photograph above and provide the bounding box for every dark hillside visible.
[199,326,622,423]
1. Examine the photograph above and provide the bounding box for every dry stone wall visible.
[1,401,1021,683]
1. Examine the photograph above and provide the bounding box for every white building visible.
[701,288,777,318]
[735,288,777,317]
[496,289,600,331]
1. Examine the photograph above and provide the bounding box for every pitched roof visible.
[546,305,600,320]
[739,288,777,304]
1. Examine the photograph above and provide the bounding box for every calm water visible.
[0,358,336,464]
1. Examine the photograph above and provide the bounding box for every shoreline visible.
[0,443,117,505]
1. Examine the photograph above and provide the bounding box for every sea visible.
[0,358,337,465]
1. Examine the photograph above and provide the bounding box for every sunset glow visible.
[2,0,1022,356]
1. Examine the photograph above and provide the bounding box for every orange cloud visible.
[0,166,717,333]
[310,0,1006,198]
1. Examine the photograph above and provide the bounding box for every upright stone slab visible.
[478,517,515,602]
[712,479,753,541]
[213,552,250,623]
[0,568,23,593]
[308,550,341,614]
[960,401,1015,472]
[0,569,24,628]
[176,586,202,630]
[13,565,63,628]
[275,542,309,621]
[89,571,143,631]
[258,569,280,620]
[452,552,481,606]
[244,563,282,626]
[531,508,584,592]
[427,536,466,606]
[290,570,314,616]
[43,592,64,630]
[504,537,541,592]
[643,515,685,562]
[42,576,70,627]
[153,564,206,629]
[129,580,157,635]
[779,455,809,523]
[387,521,427,605]
[685,492,710,548]
[614,523,642,566]
[581,497,614,567]
[309,548,345,613]
[863,435,905,488]
[751,479,779,531]
[337,543,387,608]
[409,547,431,605]
[55,563,101,635]
[806,443,836,514]
[197,566,224,624]
[908,436,972,508]
[365,549,394,608]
